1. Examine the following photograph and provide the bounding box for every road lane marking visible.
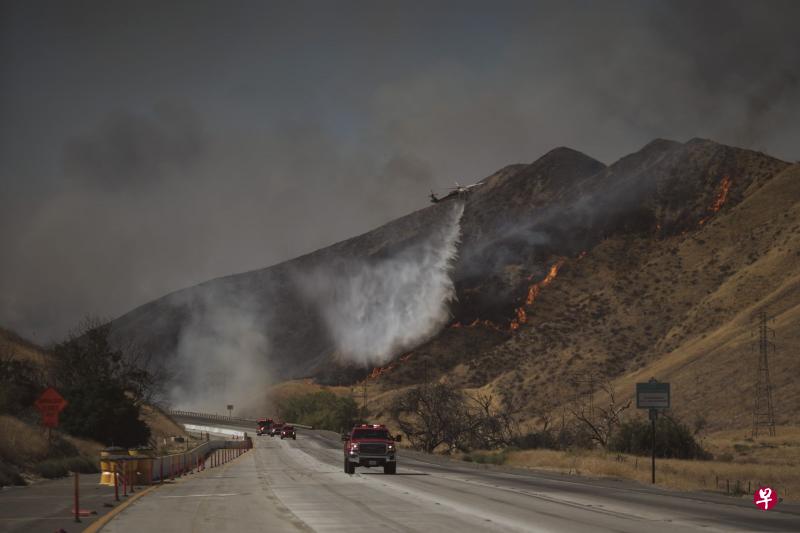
[159,493,241,498]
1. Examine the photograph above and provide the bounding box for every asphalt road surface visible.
[0,473,115,533]
[100,428,800,532]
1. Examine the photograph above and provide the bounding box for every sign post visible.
[34,387,68,447]
[636,378,670,484]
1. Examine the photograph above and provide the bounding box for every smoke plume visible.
[298,202,464,366]
[169,288,270,413]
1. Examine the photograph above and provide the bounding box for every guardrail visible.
[168,409,314,430]
[100,437,252,497]
[169,409,257,424]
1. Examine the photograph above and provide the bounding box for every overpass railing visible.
[169,409,313,429]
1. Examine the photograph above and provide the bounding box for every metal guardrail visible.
[168,409,313,430]
[168,409,258,424]
[100,437,252,496]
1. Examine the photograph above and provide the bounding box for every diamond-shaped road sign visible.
[34,387,68,428]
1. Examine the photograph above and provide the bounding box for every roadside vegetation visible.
[0,414,101,486]
[275,390,359,432]
[0,320,167,486]
[384,379,800,500]
[390,382,519,453]
[502,433,799,502]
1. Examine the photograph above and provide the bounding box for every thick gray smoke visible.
[298,202,464,366]
[169,288,270,413]
[2,1,799,342]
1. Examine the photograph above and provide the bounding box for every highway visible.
[100,427,800,532]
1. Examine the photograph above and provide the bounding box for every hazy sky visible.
[2,0,799,341]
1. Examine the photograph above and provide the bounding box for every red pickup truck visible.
[256,418,273,436]
[342,424,401,475]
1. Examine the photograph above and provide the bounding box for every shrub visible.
[275,391,359,432]
[0,462,25,487]
[33,459,69,479]
[0,356,43,416]
[32,456,98,479]
[513,431,558,450]
[609,416,711,459]
[60,381,150,447]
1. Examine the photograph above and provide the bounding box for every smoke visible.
[169,287,270,413]
[2,1,800,343]
[297,202,464,366]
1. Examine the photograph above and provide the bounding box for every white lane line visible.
[159,493,241,498]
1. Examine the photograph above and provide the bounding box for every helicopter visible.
[429,181,482,203]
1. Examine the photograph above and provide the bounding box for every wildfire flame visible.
[450,259,565,333]
[710,175,732,212]
[509,307,527,331]
[699,175,732,225]
[510,258,565,330]
[525,260,564,306]
[369,352,413,380]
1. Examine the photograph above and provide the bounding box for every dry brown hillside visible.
[368,147,799,433]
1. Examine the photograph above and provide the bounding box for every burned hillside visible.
[108,138,799,426]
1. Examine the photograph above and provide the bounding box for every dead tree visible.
[569,379,630,448]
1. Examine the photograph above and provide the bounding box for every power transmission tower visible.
[752,311,776,438]
[569,371,597,422]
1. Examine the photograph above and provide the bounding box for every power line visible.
[752,311,776,438]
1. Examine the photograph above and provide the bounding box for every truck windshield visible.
[353,429,390,439]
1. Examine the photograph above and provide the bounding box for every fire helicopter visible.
[429,181,483,203]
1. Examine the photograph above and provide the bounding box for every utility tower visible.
[569,371,598,422]
[752,311,776,438]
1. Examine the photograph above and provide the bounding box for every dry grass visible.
[267,379,351,401]
[505,443,800,502]
[140,403,187,440]
[703,425,800,466]
[0,327,50,366]
[0,415,102,483]
[0,415,51,464]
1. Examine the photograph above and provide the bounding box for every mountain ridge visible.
[108,137,798,429]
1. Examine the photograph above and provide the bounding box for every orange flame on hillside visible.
[710,175,732,212]
[510,258,565,330]
[699,175,732,225]
[450,259,565,333]
[509,307,527,331]
[369,352,413,380]
[525,259,565,305]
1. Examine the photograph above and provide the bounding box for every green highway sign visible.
[636,379,670,409]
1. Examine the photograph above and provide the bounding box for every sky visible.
[2,0,799,342]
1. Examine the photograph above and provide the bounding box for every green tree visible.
[59,381,150,447]
[609,415,711,459]
[52,319,152,447]
[276,391,359,432]
[0,347,43,416]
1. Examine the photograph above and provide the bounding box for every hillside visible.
[372,145,799,431]
[108,138,800,430]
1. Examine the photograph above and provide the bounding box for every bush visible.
[609,416,711,459]
[32,456,98,479]
[33,459,69,479]
[0,356,43,416]
[60,382,150,447]
[462,449,510,465]
[276,391,359,432]
[0,462,25,487]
